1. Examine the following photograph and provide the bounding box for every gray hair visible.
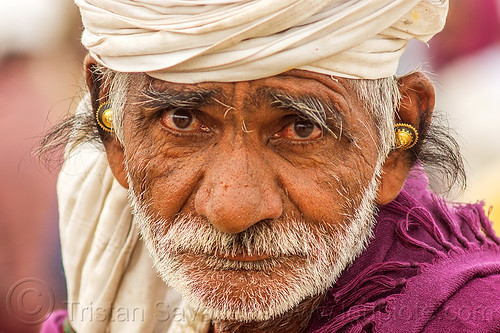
[348,77,399,159]
[90,65,130,145]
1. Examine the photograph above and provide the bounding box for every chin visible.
[153,249,344,322]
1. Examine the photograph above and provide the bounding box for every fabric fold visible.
[75,0,449,82]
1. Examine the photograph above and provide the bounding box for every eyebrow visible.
[140,85,217,111]
[268,90,352,141]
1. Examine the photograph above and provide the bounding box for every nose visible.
[194,145,283,234]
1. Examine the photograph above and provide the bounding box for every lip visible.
[217,253,271,262]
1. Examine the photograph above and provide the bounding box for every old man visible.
[41,0,500,332]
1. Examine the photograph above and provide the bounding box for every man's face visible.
[119,70,384,321]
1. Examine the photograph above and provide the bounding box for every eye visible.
[274,119,323,141]
[161,109,209,133]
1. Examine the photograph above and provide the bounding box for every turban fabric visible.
[76,0,449,82]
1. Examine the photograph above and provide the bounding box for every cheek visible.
[126,147,205,219]
[279,149,377,225]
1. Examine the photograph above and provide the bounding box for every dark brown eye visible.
[293,120,315,138]
[160,109,209,133]
[273,119,323,142]
[172,109,193,129]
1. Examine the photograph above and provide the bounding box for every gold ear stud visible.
[96,102,114,132]
[394,123,418,150]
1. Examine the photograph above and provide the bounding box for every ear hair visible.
[84,57,114,141]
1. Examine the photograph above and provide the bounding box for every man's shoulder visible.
[308,170,500,332]
[370,174,500,332]
[421,272,500,332]
[374,246,500,332]
[309,243,500,333]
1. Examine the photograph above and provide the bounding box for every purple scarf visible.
[308,168,500,332]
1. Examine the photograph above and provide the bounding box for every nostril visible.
[265,192,283,220]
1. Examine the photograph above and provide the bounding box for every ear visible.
[375,72,435,205]
[102,137,130,189]
[84,54,129,189]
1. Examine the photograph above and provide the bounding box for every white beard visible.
[127,161,382,323]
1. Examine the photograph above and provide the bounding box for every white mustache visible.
[147,213,344,260]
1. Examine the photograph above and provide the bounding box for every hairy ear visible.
[84,55,129,189]
[376,72,435,205]
[84,54,107,113]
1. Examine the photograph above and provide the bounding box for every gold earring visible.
[394,123,418,150]
[96,102,113,132]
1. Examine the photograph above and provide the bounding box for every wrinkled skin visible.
[86,57,434,332]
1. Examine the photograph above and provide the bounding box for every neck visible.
[210,294,324,333]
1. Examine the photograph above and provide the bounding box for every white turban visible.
[75,0,448,82]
